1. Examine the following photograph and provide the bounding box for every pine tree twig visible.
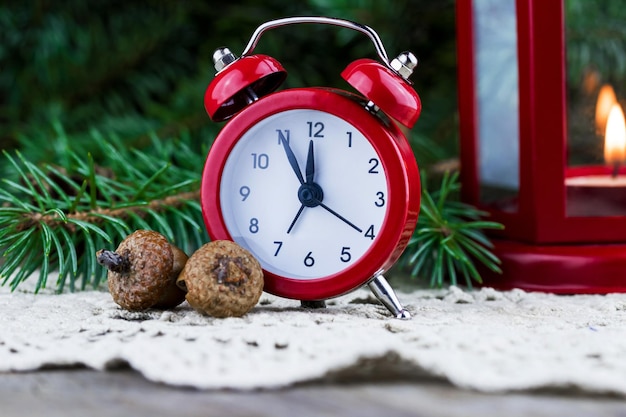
[0,132,208,293]
[400,170,504,288]
[13,190,201,233]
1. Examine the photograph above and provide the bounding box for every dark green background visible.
[0,0,457,171]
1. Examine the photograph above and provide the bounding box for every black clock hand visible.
[305,140,314,184]
[287,204,306,234]
[279,134,304,184]
[317,201,363,233]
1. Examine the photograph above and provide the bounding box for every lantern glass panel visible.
[473,0,520,212]
[565,0,626,217]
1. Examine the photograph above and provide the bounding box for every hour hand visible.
[318,202,362,233]
[280,134,304,184]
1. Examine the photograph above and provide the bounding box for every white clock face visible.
[219,109,389,279]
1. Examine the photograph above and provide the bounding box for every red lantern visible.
[456,0,626,293]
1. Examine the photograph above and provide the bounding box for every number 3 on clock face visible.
[202,89,419,300]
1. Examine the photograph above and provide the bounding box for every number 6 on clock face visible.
[202,88,420,301]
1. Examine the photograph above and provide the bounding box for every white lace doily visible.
[2,275,626,394]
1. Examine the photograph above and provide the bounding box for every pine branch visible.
[13,190,200,233]
[401,171,504,288]
[0,130,208,293]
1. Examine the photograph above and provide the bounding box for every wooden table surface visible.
[1,369,624,417]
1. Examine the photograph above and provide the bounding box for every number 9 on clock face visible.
[219,109,388,280]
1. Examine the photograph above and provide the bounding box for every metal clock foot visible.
[368,275,411,320]
[300,300,327,309]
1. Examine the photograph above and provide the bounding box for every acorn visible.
[96,230,188,311]
[176,240,264,318]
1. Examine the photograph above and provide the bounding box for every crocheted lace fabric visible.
[1,275,625,394]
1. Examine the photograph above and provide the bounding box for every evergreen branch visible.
[0,130,208,293]
[12,190,201,234]
[401,171,504,288]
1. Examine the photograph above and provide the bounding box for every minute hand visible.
[279,135,304,184]
[305,140,315,184]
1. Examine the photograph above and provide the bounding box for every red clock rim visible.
[201,88,420,300]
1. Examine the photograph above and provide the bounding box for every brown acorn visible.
[176,240,264,318]
[96,230,188,311]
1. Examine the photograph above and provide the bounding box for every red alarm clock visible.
[201,17,421,318]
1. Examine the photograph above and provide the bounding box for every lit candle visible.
[604,103,626,176]
[566,100,626,216]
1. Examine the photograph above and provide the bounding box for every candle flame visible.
[604,103,626,167]
[596,84,617,135]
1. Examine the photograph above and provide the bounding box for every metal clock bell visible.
[201,17,422,318]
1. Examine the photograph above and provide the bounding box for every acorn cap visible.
[177,240,264,318]
[97,230,187,311]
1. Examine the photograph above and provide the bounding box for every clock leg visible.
[300,300,327,309]
[368,275,411,320]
